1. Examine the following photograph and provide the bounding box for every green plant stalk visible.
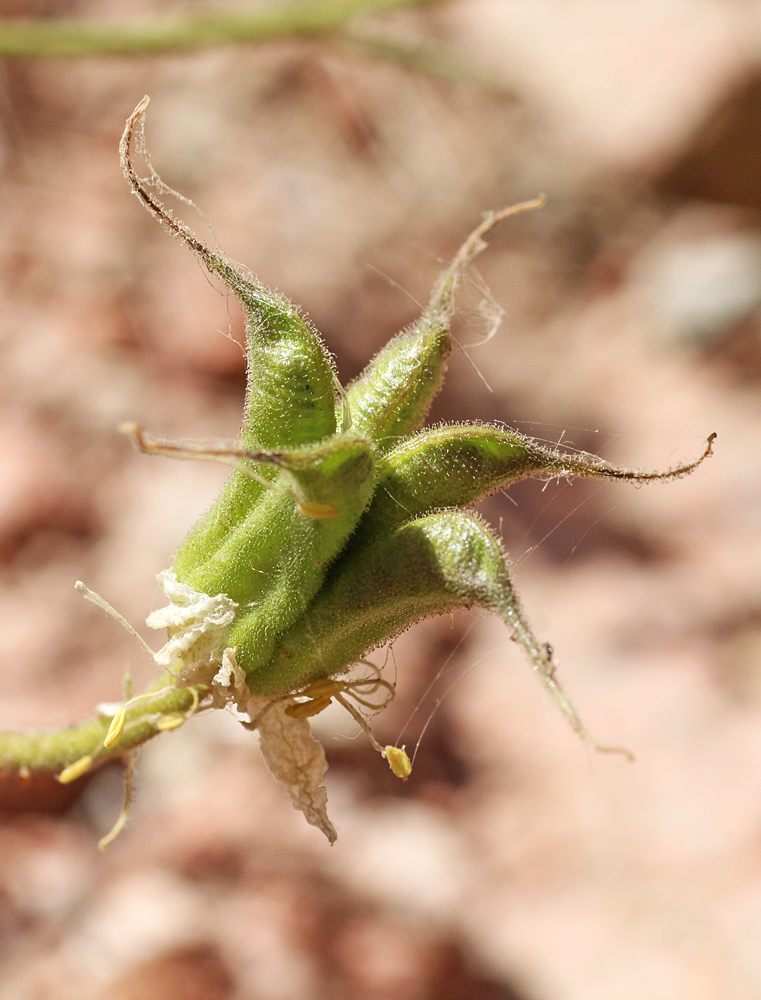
[0,0,442,58]
[0,678,201,774]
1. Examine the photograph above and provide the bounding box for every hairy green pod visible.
[345,200,545,453]
[346,307,453,453]
[167,263,339,571]
[259,511,540,693]
[358,424,558,538]
[123,98,339,574]
[123,101,337,453]
[355,423,709,543]
[173,436,377,678]
[225,438,377,678]
[260,508,608,745]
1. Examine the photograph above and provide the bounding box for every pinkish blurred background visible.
[1,2,761,998]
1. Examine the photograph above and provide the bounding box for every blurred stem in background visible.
[0,0,441,58]
[0,0,514,92]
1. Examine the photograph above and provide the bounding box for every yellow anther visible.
[103,706,127,749]
[154,687,200,732]
[301,678,343,699]
[297,500,339,520]
[285,695,332,718]
[155,712,187,731]
[57,755,94,784]
[384,746,412,780]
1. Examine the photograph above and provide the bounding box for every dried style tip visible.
[120,97,208,259]
[426,197,546,318]
[346,197,546,451]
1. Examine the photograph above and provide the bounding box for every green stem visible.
[0,676,205,775]
[0,0,443,59]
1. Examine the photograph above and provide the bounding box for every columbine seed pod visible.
[120,97,710,729]
[355,424,717,543]
[347,200,544,453]
[264,509,625,755]
[222,437,377,679]
[0,102,714,849]
[122,97,341,575]
[261,510,538,691]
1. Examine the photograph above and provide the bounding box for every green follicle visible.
[121,97,342,583]
[122,100,338,452]
[345,310,453,453]
[259,510,537,692]
[122,96,337,515]
[158,434,377,681]
[347,198,545,452]
[265,509,627,754]
[175,434,376,606]
[358,424,718,542]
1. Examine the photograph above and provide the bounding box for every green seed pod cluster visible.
[121,97,714,751]
[0,98,717,843]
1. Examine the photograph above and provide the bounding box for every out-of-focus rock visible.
[636,225,761,346]
[658,75,761,211]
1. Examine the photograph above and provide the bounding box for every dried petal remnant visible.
[248,696,337,844]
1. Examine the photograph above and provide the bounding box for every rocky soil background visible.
[1,2,761,998]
